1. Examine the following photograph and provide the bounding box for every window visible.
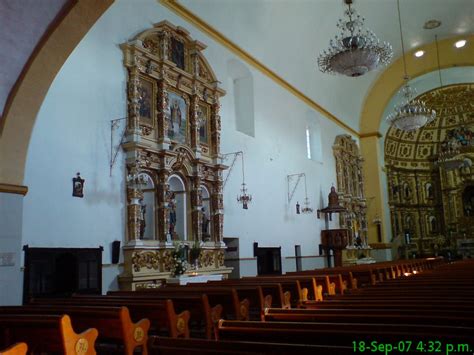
[306,111,322,162]
[227,59,255,137]
[306,127,312,160]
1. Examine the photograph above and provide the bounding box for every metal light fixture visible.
[318,0,392,77]
[222,151,253,210]
[385,0,436,132]
[287,173,313,215]
[236,152,252,209]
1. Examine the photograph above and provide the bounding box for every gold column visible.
[360,133,389,244]
[157,169,170,242]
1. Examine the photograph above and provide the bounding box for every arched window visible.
[227,59,255,137]
[168,175,188,241]
[305,111,322,162]
[201,185,212,242]
[140,173,155,240]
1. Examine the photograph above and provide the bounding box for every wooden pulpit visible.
[319,229,349,267]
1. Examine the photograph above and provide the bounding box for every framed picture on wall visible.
[167,91,188,144]
[170,37,185,70]
[198,103,210,145]
[138,76,154,125]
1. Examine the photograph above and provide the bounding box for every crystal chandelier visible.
[386,82,436,131]
[386,0,436,131]
[318,0,392,77]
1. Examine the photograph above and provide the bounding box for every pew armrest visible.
[61,315,98,355]
[0,343,28,355]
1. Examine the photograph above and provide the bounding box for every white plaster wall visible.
[20,0,351,296]
[0,193,24,304]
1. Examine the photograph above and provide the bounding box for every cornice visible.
[360,131,382,139]
[0,183,28,196]
[158,0,360,137]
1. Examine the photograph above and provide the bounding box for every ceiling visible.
[1,0,473,132]
[180,0,474,131]
[0,0,70,120]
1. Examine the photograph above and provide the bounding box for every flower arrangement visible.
[189,240,202,267]
[170,242,187,277]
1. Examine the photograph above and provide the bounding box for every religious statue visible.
[167,191,177,237]
[139,200,146,239]
[201,207,210,240]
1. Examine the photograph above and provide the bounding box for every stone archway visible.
[0,0,113,187]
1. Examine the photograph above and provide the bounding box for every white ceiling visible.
[180,0,474,131]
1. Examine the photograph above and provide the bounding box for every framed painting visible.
[170,37,185,70]
[138,76,154,124]
[198,103,210,145]
[167,91,188,144]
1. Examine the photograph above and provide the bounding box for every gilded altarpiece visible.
[333,135,368,247]
[119,22,231,290]
[385,84,474,257]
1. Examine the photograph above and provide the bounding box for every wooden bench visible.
[263,307,474,327]
[30,297,188,339]
[0,305,150,355]
[217,319,474,344]
[150,336,354,354]
[206,280,285,309]
[0,343,27,355]
[108,292,220,340]
[0,314,98,355]
[145,286,250,321]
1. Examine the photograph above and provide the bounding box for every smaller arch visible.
[140,173,156,240]
[200,184,212,242]
[168,174,188,241]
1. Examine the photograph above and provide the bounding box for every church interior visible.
[0,0,473,353]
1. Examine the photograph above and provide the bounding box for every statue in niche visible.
[429,216,437,233]
[463,186,474,217]
[167,191,177,238]
[403,183,412,200]
[139,199,146,239]
[426,183,434,199]
[201,207,210,241]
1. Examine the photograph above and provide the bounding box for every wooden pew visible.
[150,336,354,354]
[108,292,221,340]
[30,297,188,339]
[0,314,98,355]
[206,281,286,309]
[131,286,250,321]
[0,306,150,355]
[168,284,265,321]
[0,343,27,355]
[217,319,474,344]
[263,307,474,327]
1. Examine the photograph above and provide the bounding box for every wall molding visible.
[0,183,28,196]
[360,131,382,139]
[158,0,359,137]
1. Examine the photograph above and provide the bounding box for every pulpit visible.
[317,187,349,267]
[319,229,348,267]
